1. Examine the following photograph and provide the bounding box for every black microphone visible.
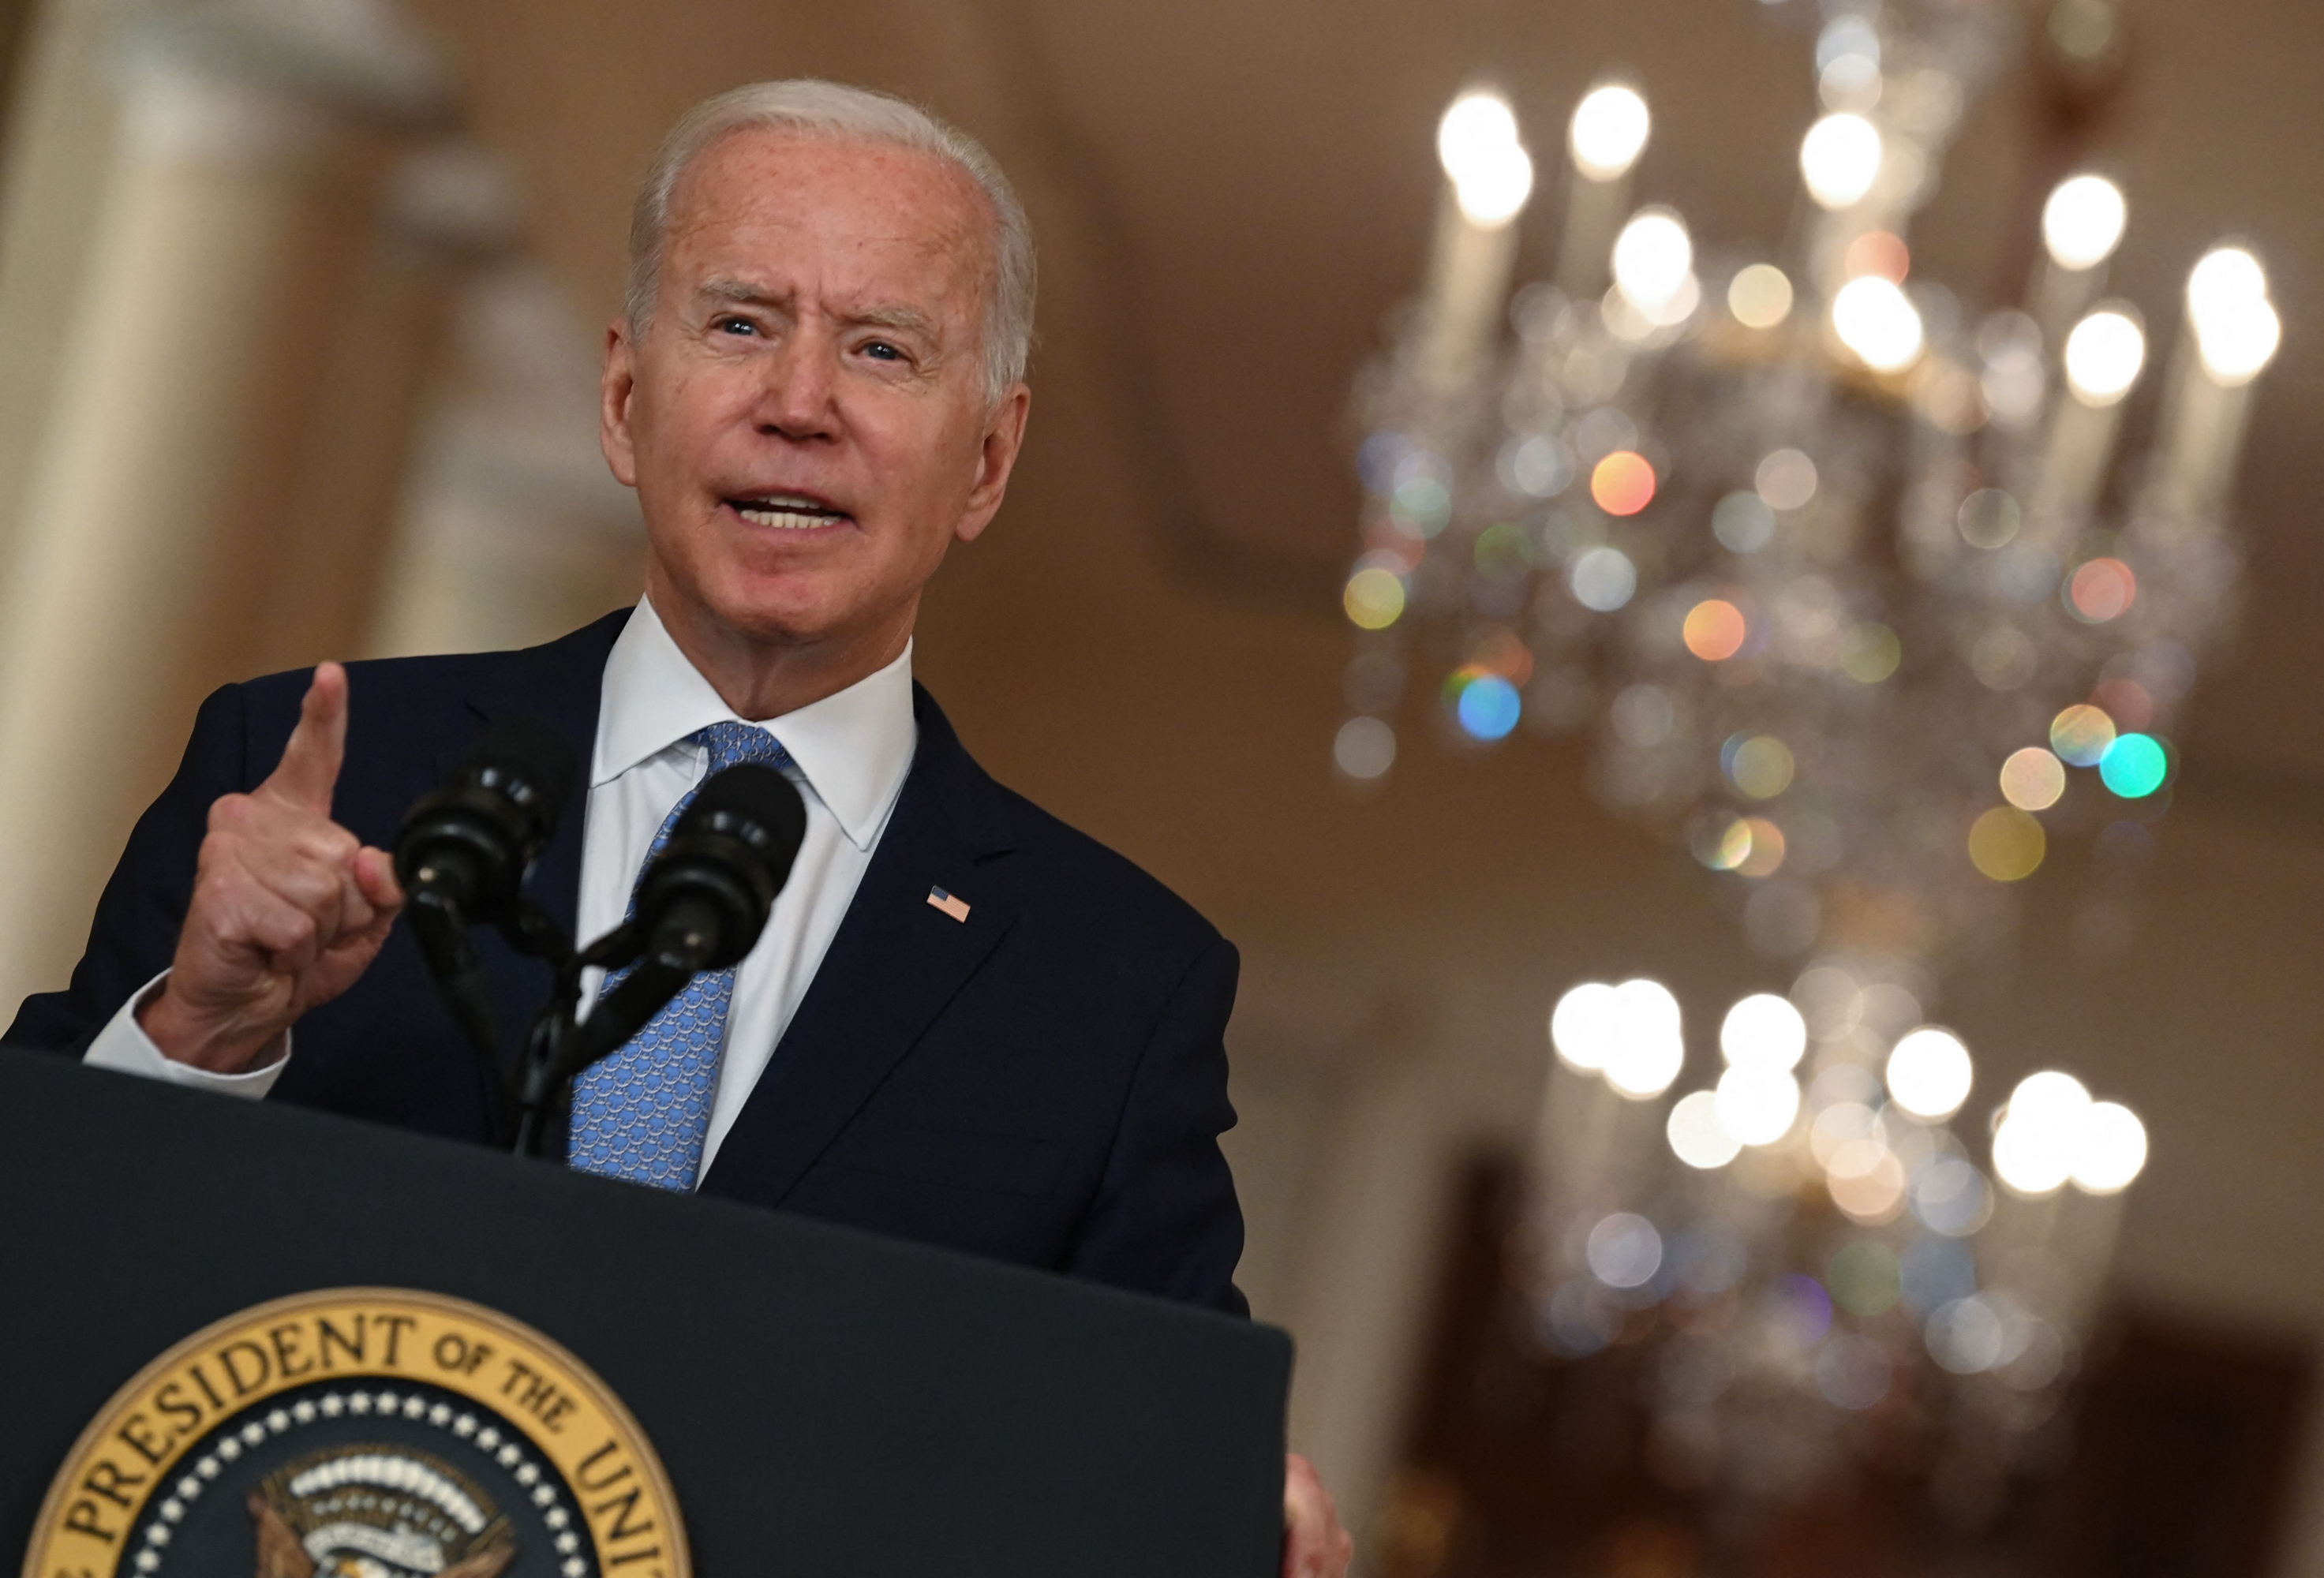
[394,719,578,1070]
[541,763,807,1096]
[395,718,578,926]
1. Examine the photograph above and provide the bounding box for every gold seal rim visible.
[21,1284,690,1578]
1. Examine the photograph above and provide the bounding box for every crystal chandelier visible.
[1337,0,2277,1513]
[1335,6,2279,971]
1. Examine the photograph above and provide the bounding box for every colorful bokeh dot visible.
[1999,746,2067,811]
[2099,733,2169,798]
[1968,806,2046,881]
[1343,567,1405,630]
[2049,704,2116,768]
[1683,599,1750,661]
[1591,451,1658,516]
[1454,674,1521,740]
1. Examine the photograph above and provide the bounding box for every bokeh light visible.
[1333,716,1396,780]
[1754,448,1819,511]
[1693,812,1753,872]
[1587,1211,1663,1288]
[1843,230,1910,283]
[1886,1026,1974,1119]
[1612,208,1694,315]
[1454,672,1521,740]
[1727,263,1794,329]
[1993,1070,2092,1196]
[1910,1157,1994,1237]
[1737,817,1787,877]
[1968,806,2045,881]
[2068,557,2137,623]
[2050,703,2117,766]
[1728,735,1794,798]
[1604,978,1686,1099]
[1828,1240,1902,1318]
[1567,545,1638,611]
[1799,112,1884,209]
[2100,733,2169,798]
[1343,566,1405,630]
[1826,1139,1907,1223]
[1956,488,2021,548]
[1550,982,1619,1071]
[1831,275,1925,372]
[2063,308,2146,405]
[1682,599,1748,661]
[2071,1100,2149,1193]
[1667,1090,1742,1170]
[1999,746,2067,811]
[1713,491,1777,552]
[1716,1064,1801,1146]
[1568,83,1651,181]
[2041,174,2128,271]
[1438,91,1535,226]
[1927,1296,2007,1374]
[1839,624,1901,682]
[1591,450,1658,515]
[1722,993,1808,1072]
[1817,1335,1892,1411]
[2187,247,2281,385]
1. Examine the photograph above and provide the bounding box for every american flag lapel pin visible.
[926,885,971,922]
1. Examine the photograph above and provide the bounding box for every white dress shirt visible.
[84,597,919,1182]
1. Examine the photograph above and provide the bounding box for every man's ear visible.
[600,318,642,488]
[953,383,1032,545]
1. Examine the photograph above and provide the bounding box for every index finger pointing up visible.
[260,662,350,816]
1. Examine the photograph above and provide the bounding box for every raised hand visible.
[1282,1453,1353,1578]
[139,664,404,1071]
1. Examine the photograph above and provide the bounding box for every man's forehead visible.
[667,129,989,276]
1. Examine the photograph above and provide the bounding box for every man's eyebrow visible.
[848,305,938,340]
[698,277,787,307]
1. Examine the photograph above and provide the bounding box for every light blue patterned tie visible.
[568,721,795,1190]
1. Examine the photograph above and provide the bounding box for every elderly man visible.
[7,80,1351,1576]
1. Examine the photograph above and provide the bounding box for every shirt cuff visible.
[82,972,291,1097]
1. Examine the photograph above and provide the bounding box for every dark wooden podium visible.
[0,1049,1289,1577]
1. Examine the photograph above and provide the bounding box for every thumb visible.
[260,663,350,815]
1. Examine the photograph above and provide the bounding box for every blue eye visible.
[863,342,901,361]
[715,316,757,336]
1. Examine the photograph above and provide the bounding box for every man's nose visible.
[754,333,841,442]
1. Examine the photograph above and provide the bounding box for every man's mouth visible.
[724,492,854,529]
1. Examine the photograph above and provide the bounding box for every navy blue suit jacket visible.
[6,611,1248,1314]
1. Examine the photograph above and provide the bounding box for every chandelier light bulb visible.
[1611,207,1693,313]
[1991,1070,2093,1196]
[1715,1065,1802,1146]
[1884,1026,1973,1119]
[1799,112,1884,210]
[1830,275,1924,372]
[1550,981,1621,1071]
[2041,174,2128,271]
[2070,1100,2149,1193]
[1437,90,1535,227]
[1604,978,1685,1099]
[2187,247,2281,385]
[2063,307,2146,405]
[1569,83,1651,181]
[1720,993,1807,1072]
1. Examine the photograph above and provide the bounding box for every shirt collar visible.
[593,597,918,851]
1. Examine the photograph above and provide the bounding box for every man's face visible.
[601,129,1028,660]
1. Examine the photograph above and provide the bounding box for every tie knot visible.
[694,720,792,774]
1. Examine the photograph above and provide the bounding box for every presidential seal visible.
[22,1288,687,1578]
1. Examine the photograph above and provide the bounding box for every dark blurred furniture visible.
[1372,1155,2312,1578]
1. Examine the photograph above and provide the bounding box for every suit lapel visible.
[458,608,631,1113]
[698,686,1020,1207]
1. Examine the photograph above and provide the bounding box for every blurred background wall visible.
[0,2,2318,1574]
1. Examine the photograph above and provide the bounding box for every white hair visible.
[626,79,1035,402]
